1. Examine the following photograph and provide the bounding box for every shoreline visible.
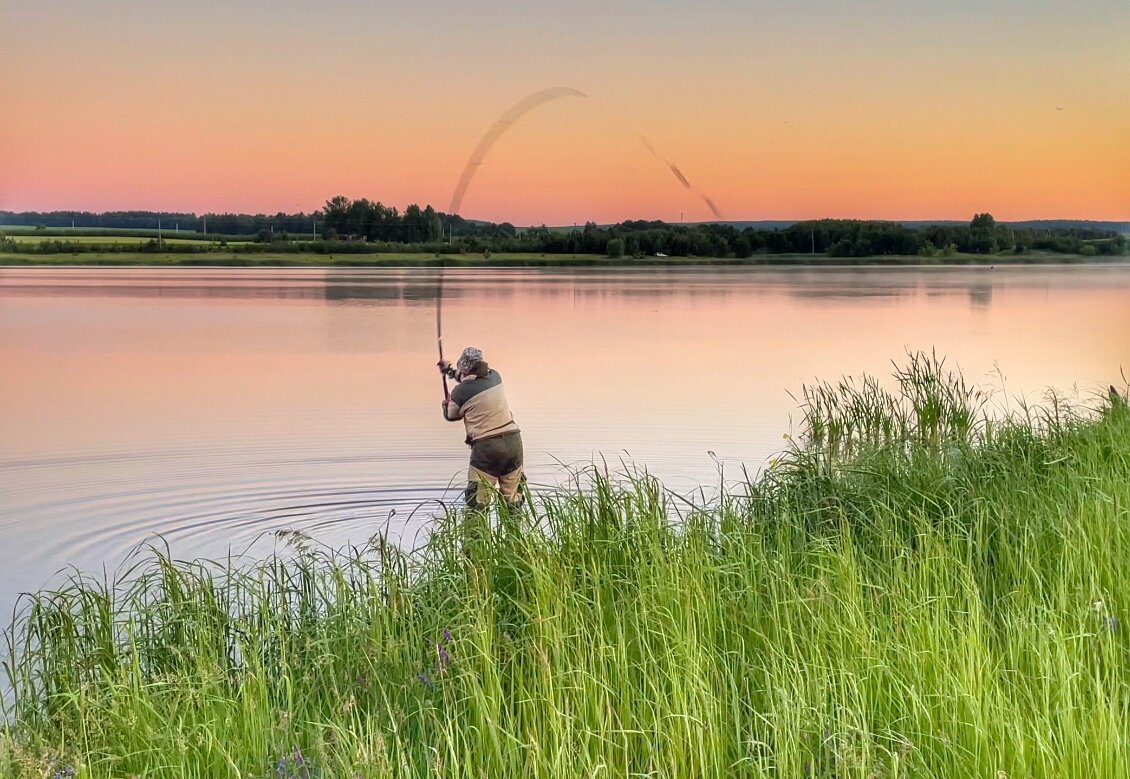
[2,251,1126,269]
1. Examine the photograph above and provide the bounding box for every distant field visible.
[1,226,250,242]
[6,235,251,246]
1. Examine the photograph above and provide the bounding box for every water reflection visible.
[4,266,1124,313]
[968,283,993,308]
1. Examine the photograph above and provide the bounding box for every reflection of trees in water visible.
[783,274,918,302]
[788,286,911,300]
[968,283,993,307]
[3,269,1050,311]
[0,280,327,301]
[324,270,441,305]
[312,271,1021,311]
[324,283,418,303]
[781,273,998,310]
[921,279,995,310]
[321,269,740,305]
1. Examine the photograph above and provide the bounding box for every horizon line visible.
[1,208,1128,226]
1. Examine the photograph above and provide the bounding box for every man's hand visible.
[437,360,452,374]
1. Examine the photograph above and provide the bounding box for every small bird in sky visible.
[1056,106,1064,111]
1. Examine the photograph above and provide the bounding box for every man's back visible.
[449,370,520,443]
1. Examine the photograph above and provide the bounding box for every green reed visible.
[3,355,1129,778]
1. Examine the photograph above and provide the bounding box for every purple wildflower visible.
[442,628,454,644]
[295,747,311,779]
[437,642,452,668]
[417,672,433,688]
[273,747,312,779]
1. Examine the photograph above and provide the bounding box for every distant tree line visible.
[0,210,202,230]
[0,210,320,236]
[2,203,1125,258]
[318,197,447,243]
[442,215,1124,258]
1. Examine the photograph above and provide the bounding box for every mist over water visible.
[2,265,1128,619]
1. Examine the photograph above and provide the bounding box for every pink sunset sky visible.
[1,0,1127,224]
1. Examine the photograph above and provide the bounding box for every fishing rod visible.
[436,263,451,402]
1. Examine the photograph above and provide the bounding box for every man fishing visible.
[439,347,525,511]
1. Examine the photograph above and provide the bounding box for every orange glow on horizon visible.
[2,2,1127,223]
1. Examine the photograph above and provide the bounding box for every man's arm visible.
[438,360,465,421]
[442,380,471,421]
[442,399,464,421]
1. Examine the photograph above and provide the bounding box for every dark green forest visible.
[2,201,1126,258]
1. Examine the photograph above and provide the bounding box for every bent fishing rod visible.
[436,262,459,402]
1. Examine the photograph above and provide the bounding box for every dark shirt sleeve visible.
[451,382,473,406]
[444,382,471,421]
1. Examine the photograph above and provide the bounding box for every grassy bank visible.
[2,250,1124,268]
[3,357,1129,778]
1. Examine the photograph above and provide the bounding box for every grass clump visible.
[3,354,1129,778]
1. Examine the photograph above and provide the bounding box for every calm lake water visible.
[2,265,1129,619]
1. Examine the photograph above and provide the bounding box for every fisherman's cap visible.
[456,347,483,373]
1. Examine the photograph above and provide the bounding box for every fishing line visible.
[449,86,723,220]
[625,124,724,219]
